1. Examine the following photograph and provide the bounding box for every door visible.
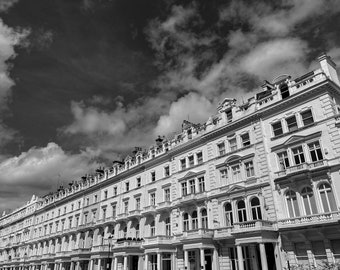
[205,255,212,270]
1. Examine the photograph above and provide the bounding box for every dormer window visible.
[187,129,192,140]
[226,109,233,122]
[280,83,290,99]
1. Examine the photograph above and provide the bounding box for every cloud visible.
[0,142,100,212]
[0,0,19,13]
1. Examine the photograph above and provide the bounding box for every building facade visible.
[1,54,340,270]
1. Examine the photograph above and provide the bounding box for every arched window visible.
[150,220,155,236]
[286,190,300,217]
[192,211,198,230]
[319,183,337,212]
[301,187,317,215]
[136,223,140,238]
[237,200,247,223]
[250,197,262,220]
[183,213,189,231]
[224,203,233,226]
[111,228,115,238]
[165,217,171,236]
[201,209,208,229]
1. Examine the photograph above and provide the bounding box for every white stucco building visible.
[1,53,340,270]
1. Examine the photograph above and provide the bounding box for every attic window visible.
[280,83,290,99]
[187,129,192,139]
[226,110,232,122]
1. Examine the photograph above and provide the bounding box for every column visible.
[157,253,161,270]
[144,254,148,270]
[123,257,127,270]
[89,260,93,270]
[305,241,314,267]
[236,245,244,270]
[97,259,101,270]
[184,250,189,269]
[213,248,219,270]
[110,258,114,270]
[274,243,283,270]
[324,239,335,264]
[113,258,118,270]
[75,262,80,270]
[259,243,268,270]
[200,249,205,270]
[59,263,63,270]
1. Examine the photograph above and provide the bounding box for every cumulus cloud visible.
[0,142,101,212]
[0,0,19,13]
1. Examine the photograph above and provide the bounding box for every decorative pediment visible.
[272,131,322,151]
[179,170,206,181]
[225,154,242,164]
[226,184,245,194]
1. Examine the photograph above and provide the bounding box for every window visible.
[164,188,171,202]
[187,129,192,140]
[198,177,205,192]
[136,197,141,210]
[224,203,233,226]
[164,166,170,177]
[124,201,129,214]
[226,109,233,122]
[180,158,186,170]
[102,208,106,219]
[286,115,298,132]
[278,151,290,170]
[286,190,300,217]
[241,133,250,147]
[125,182,129,192]
[237,200,247,222]
[201,209,208,229]
[301,109,314,126]
[189,179,196,194]
[78,201,81,209]
[191,211,198,230]
[231,165,241,182]
[64,206,67,213]
[308,141,323,162]
[244,161,255,177]
[151,172,156,182]
[272,121,283,136]
[229,138,237,151]
[112,205,116,217]
[319,183,337,212]
[104,190,108,200]
[292,146,305,165]
[218,142,226,156]
[150,193,156,206]
[197,152,203,164]
[301,187,317,215]
[150,220,155,236]
[165,217,171,236]
[183,213,189,231]
[220,169,228,179]
[188,155,194,167]
[136,223,140,238]
[280,83,290,99]
[182,182,188,196]
[71,204,74,211]
[250,197,262,220]
[113,187,117,196]
[137,177,141,187]
[94,195,98,203]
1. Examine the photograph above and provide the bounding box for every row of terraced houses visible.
[1,54,340,270]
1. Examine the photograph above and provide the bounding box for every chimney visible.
[318,53,340,85]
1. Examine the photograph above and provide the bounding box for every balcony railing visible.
[116,213,128,221]
[275,160,328,177]
[232,220,275,233]
[278,211,340,228]
[113,238,142,249]
[181,228,214,240]
[71,248,91,255]
[141,205,157,215]
[91,244,111,253]
[128,209,142,219]
[157,201,171,212]
[179,192,207,204]
[213,226,233,239]
[142,235,172,246]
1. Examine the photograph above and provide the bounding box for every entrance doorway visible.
[265,243,276,270]
[131,256,139,270]
[204,255,212,270]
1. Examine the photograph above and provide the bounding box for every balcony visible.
[112,238,142,250]
[156,201,172,212]
[213,226,233,239]
[179,192,207,205]
[78,221,96,231]
[103,216,116,225]
[275,160,328,180]
[116,213,128,221]
[55,251,71,258]
[142,235,172,247]
[231,220,275,234]
[128,209,142,219]
[181,228,214,242]
[278,211,340,229]
[91,244,111,253]
[71,248,91,255]
[141,205,157,216]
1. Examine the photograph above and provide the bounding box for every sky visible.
[0,0,340,213]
